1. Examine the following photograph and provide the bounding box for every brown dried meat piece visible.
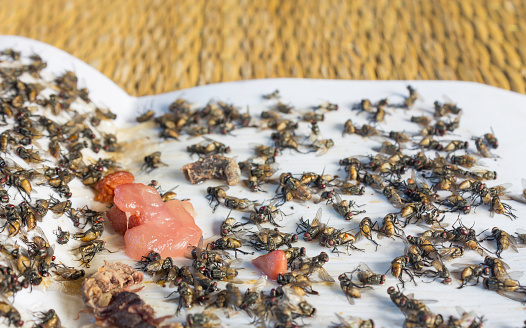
[81,262,144,309]
[94,291,178,328]
[181,155,241,186]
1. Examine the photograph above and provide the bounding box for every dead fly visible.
[484,128,498,149]
[275,102,294,114]
[439,194,471,214]
[418,136,443,150]
[331,314,374,328]
[207,282,243,309]
[490,195,517,220]
[136,110,155,123]
[443,140,469,152]
[451,263,489,288]
[239,276,267,311]
[338,273,370,305]
[284,247,307,268]
[18,202,38,231]
[320,229,362,254]
[250,226,298,252]
[410,116,432,128]
[340,157,364,181]
[33,309,61,328]
[434,101,461,117]
[289,252,334,283]
[76,240,113,267]
[297,208,325,242]
[474,138,491,158]
[34,198,50,220]
[276,173,312,203]
[484,256,511,281]
[263,90,280,100]
[382,186,403,206]
[355,217,380,250]
[224,196,257,211]
[312,138,334,155]
[388,131,411,144]
[342,119,356,136]
[51,262,85,280]
[483,227,521,258]
[16,146,43,164]
[244,176,266,193]
[337,182,365,196]
[399,201,441,227]
[209,235,252,256]
[49,198,72,216]
[271,131,302,152]
[299,171,335,190]
[470,169,497,181]
[355,124,380,137]
[403,85,418,108]
[137,254,173,276]
[220,214,247,237]
[450,154,477,168]
[206,259,242,281]
[314,102,338,112]
[206,185,229,212]
[246,162,277,181]
[0,48,21,61]
[168,281,195,315]
[72,218,104,242]
[93,107,117,121]
[387,287,434,317]
[20,227,55,275]
[0,295,23,327]
[419,257,452,284]
[1,205,22,237]
[358,172,385,190]
[254,145,280,158]
[436,245,464,261]
[187,137,231,156]
[332,193,365,221]
[483,277,526,303]
[244,201,284,226]
[141,151,167,172]
[373,107,386,122]
[375,213,403,239]
[386,255,415,287]
[349,262,386,286]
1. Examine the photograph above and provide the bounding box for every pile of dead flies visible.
[0,48,523,328]
[0,49,120,327]
[134,85,526,328]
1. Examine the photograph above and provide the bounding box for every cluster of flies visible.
[387,286,484,328]
[0,48,129,327]
[134,83,526,328]
[136,234,335,328]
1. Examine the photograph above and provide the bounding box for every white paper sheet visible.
[1,35,526,328]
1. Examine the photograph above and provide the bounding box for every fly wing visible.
[315,267,335,283]
[356,262,374,275]
[497,289,526,303]
[249,275,268,293]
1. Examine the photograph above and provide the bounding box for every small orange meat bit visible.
[95,171,135,203]
[252,250,288,280]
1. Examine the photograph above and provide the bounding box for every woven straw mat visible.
[0,0,525,96]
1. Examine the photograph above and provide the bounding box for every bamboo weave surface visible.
[0,0,525,96]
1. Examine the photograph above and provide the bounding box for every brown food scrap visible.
[95,171,135,203]
[94,291,177,328]
[181,155,241,186]
[81,262,144,309]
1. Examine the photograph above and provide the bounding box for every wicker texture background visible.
[1,0,525,96]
